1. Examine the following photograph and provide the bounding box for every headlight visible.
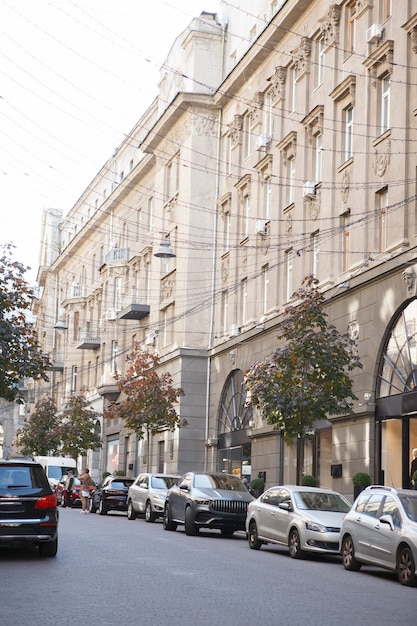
[194,498,213,505]
[305,521,327,533]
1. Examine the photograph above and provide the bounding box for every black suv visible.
[0,458,58,557]
[163,472,254,536]
[90,475,134,515]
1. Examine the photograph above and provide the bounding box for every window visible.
[347,1,356,55]
[161,304,174,347]
[241,278,248,325]
[316,38,325,87]
[381,74,390,134]
[165,153,179,200]
[243,113,252,159]
[314,133,323,183]
[221,290,228,335]
[290,65,298,113]
[344,105,354,161]
[342,211,351,272]
[378,187,388,252]
[286,249,293,302]
[111,341,118,373]
[278,131,297,208]
[288,156,296,205]
[114,277,121,311]
[261,264,269,313]
[264,89,274,138]
[256,157,273,221]
[71,365,77,393]
[219,194,232,253]
[383,0,392,21]
[158,441,165,473]
[73,311,79,341]
[226,133,233,176]
[147,196,154,232]
[312,231,319,279]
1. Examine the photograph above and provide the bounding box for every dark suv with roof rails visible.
[0,457,58,557]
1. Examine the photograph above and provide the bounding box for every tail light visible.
[34,494,57,509]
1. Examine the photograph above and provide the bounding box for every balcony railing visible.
[105,247,130,264]
[76,327,100,350]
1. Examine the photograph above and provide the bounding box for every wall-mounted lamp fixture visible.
[154,238,176,260]
[53,317,68,333]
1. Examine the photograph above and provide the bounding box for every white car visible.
[127,473,180,522]
[246,485,351,558]
[340,485,417,586]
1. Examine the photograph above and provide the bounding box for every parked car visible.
[55,476,95,507]
[127,473,180,522]
[340,485,417,586]
[0,457,58,557]
[163,472,254,536]
[246,485,351,558]
[90,475,134,515]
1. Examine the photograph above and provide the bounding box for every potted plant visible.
[352,471,371,499]
[301,474,317,487]
[412,470,417,490]
[250,477,265,498]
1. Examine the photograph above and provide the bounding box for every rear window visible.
[0,464,50,492]
[110,480,133,489]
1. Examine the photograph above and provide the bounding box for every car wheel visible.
[98,498,107,515]
[39,537,58,558]
[145,500,157,523]
[163,503,177,531]
[248,520,262,550]
[184,506,198,536]
[397,545,417,586]
[341,534,362,571]
[127,500,137,520]
[288,528,303,559]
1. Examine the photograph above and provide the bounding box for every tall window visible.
[111,341,118,373]
[147,196,154,232]
[290,66,298,113]
[158,441,165,473]
[383,0,392,20]
[347,1,356,55]
[378,188,388,252]
[226,134,233,176]
[221,290,228,335]
[161,304,174,347]
[314,133,323,183]
[261,264,269,313]
[73,311,79,341]
[71,365,78,393]
[381,75,390,134]
[243,113,252,159]
[241,278,248,325]
[342,212,351,272]
[264,89,274,138]
[344,105,354,160]
[165,153,179,200]
[317,38,325,87]
[312,231,319,279]
[223,210,231,252]
[286,249,293,302]
[243,194,251,238]
[288,156,296,205]
[114,277,121,311]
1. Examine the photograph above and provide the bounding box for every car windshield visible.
[151,476,178,489]
[193,474,247,491]
[293,491,351,513]
[399,494,417,522]
[110,480,133,489]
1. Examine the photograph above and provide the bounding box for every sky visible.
[0,0,222,282]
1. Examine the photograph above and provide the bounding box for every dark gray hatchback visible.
[0,458,58,557]
[163,472,254,536]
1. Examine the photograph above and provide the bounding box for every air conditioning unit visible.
[256,219,268,235]
[144,332,156,346]
[302,181,316,200]
[256,135,271,150]
[230,324,241,336]
[366,24,383,45]
[105,310,117,321]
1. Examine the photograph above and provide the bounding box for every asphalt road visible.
[0,507,416,626]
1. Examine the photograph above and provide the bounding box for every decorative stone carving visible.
[191,109,218,136]
[403,265,417,298]
[373,140,391,177]
[410,26,417,54]
[222,257,229,283]
[347,320,360,358]
[161,273,176,301]
[249,92,264,125]
[319,4,341,47]
[292,37,312,75]
[270,66,286,101]
[229,114,243,146]
[341,170,350,203]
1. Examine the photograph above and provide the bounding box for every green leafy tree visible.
[14,394,61,455]
[53,393,102,460]
[104,344,186,470]
[0,243,50,402]
[245,276,362,443]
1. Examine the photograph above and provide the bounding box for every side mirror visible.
[139,482,148,489]
[379,514,395,530]
[278,501,292,512]
[179,484,189,491]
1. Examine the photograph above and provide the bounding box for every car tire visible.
[184,506,198,536]
[248,520,262,550]
[127,500,137,520]
[288,527,303,559]
[39,537,58,558]
[145,500,157,523]
[98,499,107,515]
[397,545,417,586]
[341,534,362,571]
[163,503,177,531]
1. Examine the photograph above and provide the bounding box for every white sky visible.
[0,0,222,282]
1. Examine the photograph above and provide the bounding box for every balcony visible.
[118,303,150,320]
[76,327,100,350]
[46,354,64,371]
[105,247,130,265]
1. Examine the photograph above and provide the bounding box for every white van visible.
[34,456,77,488]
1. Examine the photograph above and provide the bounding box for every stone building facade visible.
[28,1,417,498]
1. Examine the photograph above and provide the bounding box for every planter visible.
[352,472,371,500]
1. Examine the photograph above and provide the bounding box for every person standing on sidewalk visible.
[79,468,94,514]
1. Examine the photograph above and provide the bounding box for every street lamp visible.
[154,238,176,261]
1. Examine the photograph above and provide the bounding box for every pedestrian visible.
[410,449,417,489]
[79,468,94,514]
[63,469,75,508]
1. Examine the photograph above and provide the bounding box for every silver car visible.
[340,485,417,586]
[246,485,351,558]
[127,473,180,522]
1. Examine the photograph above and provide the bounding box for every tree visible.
[104,344,186,469]
[0,243,50,402]
[14,394,61,455]
[14,392,102,460]
[244,275,362,443]
[53,393,102,460]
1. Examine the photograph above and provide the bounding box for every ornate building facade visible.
[28,1,417,497]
